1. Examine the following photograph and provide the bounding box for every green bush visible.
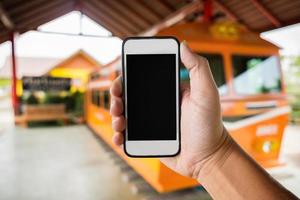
[24,93,39,105]
[44,93,64,104]
[73,91,84,117]
[64,94,75,112]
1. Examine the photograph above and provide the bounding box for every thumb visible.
[180,41,218,99]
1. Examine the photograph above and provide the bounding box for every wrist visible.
[195,128,235,181]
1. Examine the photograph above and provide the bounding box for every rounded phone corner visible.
[160,145,181,158]
[122,37,134,50]
[172,146,181,157]
[123,142,136,158]
[167,36,180,47]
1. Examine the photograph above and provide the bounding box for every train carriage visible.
[86,22,289,193]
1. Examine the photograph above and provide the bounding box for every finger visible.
[180,84,190,94]
[112,132,124,146]
[110,97,123,116]
[180,42,218,98]
[112,116,126,132]
[110,76,122,97]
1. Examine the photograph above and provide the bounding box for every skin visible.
[110,42,298,200]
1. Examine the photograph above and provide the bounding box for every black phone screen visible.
[126,54,177,141]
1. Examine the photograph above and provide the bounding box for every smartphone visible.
[122,37,180,157]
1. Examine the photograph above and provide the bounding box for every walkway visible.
[0,98,139,200]
[1,96,300,199]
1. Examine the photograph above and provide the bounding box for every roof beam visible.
[81,1,130,37]
[17,2,73,31]
[155,0,175,13]
[213,0,238,21]
[0,2,14,30]
[88,0,138,34]
[135,0,164,19]
[93,0,142,33]
[81,9,126,37]
[9,0,46,16]
[103,0,151,29]
[82,12,124,38]
[14,0,70,23]
[115,0,153,25]
[36,30,116,38]
[128,0,162,23]
[140,0,202,36]
[249,0,281,27]
[256,15,300,32]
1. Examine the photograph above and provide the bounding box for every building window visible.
[90,73,100,81]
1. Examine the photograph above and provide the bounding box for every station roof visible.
[0,0,300,44]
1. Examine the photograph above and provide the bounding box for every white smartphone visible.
[122,37,180,157]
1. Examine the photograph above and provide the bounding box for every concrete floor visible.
[268,125,300,197]
[0,99,139,200]
[1,97,300,199]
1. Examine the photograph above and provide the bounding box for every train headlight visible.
[262,141,272,153]
[261,140,279,154]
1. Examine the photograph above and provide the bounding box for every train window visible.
[91,90,95,105]
[91,90,101,107]
[232,55,282,95]
[103,90,110,109]
[197,53,227,95]
[97,91,101,106]
[90,73,100,80]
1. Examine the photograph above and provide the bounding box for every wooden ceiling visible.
[0,0,300,44]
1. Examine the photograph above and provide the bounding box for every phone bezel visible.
[122,36,181,157]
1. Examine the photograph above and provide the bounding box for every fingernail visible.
[181,40,187,47]
[181,40,191,52]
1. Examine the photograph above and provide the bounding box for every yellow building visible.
[47,50,102,92]
[0,50,101,95]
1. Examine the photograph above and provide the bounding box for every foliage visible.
[43,93,64,104]
[73,91,84,117]
[20,90,85,119]
[284,56,300,95]
[42,91,84,116]
[64,94,75,112]
[291,56,300,66]
[23,93,39,105]
[282,55,300,122]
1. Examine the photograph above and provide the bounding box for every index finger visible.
[110,76,122,97]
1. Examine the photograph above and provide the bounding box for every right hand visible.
[110,42,233,179]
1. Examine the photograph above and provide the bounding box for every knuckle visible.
[196,56,209,67]
[188,55,209,73]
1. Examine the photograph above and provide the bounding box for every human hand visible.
[110,42,232,180]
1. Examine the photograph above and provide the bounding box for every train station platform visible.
[1,96,300,199]
[0,98,139,200]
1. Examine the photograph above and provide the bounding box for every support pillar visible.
[203,0,213,23]
[10,32,19,115]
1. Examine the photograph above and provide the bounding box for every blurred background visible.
[0,0,300,199]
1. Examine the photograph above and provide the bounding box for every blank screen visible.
[126,54,177,140]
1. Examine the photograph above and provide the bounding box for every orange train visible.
[85,22,290,193]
